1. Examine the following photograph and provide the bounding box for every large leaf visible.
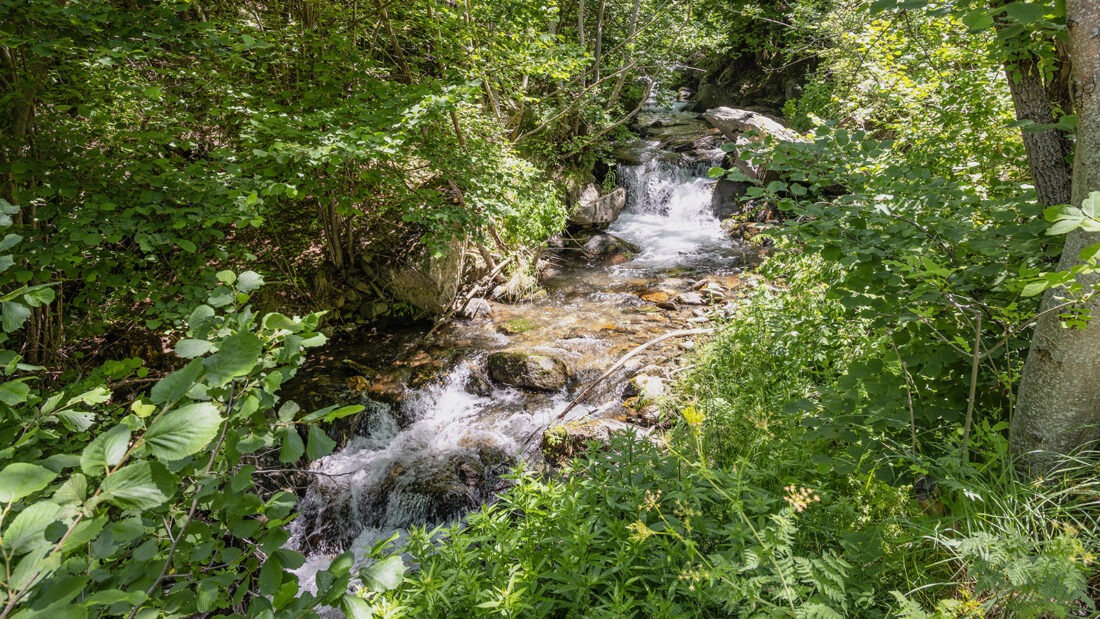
[2,500,61,553]
[2,300,31,333]
[80,425,131,476]
[360,556,406,592]
[342,595,373,619]
[203,331,262,385]
[0,463,58,502]
[151,358,204,405]
[306,425,337,460]
[236,270,265,293]
[174,339,213,359]
[99,461,171,510]
[278,428,304,463]
[0,379,30,406]
[145,402,223,461]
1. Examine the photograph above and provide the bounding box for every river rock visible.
[674,291,705,305]
[703,107,804,144]
[611,140,659,165]
[487,351,569,391]
[459,297,492,319]
[371,240,466,316]
[569,186,628,229]
[625,374,666,401]
[581,232,639,259]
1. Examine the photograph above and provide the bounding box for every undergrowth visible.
[362,249,1096,617]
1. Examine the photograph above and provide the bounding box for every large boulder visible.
[487,351,569,391]
[370,241,466,316]
[703,107,804,144]
[569,185,627,229]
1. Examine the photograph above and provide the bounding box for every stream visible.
[284,105,761,590]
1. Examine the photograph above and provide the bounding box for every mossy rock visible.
[487,351,569,391]
[498,317,537,335]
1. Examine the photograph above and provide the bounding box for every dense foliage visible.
[3,0,1099,616]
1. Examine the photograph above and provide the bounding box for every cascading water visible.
[287,105,756,595]
[611,158,745,273]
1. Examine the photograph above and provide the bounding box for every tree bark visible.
[1011,0,1100,470]
[1004,52,1073,207]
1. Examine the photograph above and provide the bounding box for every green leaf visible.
[360,556,405,592]
[306,426,337,460]
[300,404,364,423]
[84,589,148,606]
[188,304,216,329]
[216,270,237,285]
[175,338,213,359]
[2,500,61,553]
[81,425,132,476]
[0,463,58,502]
[1046,218,1082,236]
[1081,191,1100,219]
[279,428,304,463]
[1021,280,1048,297]
[2,300,32,332]
[961,9,994,32]
[1002,1,1048,23]
[0,379,30,405]
[53,474,87,505]
[203,331,262,384]
[706,166,725,179]
[57,410,96,432]
[207,286,235,308]
[342,595,373,619]
[236,270,264,293]
[100,461,171,510]
[145,402,223,461]
[0,233,22,252]
[258,555,283,595]
[150,358,203,405]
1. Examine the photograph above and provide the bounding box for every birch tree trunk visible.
[1011,0,1100,471]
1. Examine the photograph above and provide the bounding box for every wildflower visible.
[639,488,662,512]
[682,405,704,428]
[628,521,655,542]
[783,485,821,513]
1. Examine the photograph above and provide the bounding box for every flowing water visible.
[286,108,758,590]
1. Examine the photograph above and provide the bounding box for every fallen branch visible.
[554,328,713,421]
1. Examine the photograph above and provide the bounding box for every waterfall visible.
[610,158,741,271]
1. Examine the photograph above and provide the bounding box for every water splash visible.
[612,158,742,272]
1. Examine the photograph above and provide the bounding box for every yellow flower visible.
[682,405,704,428]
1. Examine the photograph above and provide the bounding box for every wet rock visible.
[498,317,537,335]
[346,375,370,393]
[460,297,492,319]
[674,292,705,305]
[711,178,749,219]
[487,351,569,391]
[579,233,640,260]
[541,419,646,466]
[703,107,804,144]
[464,368,495,397]
[618,397,664,427]
[611,140,660,165]
[624,374,666,401]
[656,300,678,311]
[569,187,628,229]
[640,291,671,304]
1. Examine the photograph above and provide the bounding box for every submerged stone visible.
[487,351,569,391]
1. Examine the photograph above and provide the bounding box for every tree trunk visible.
[1004,52,1073,206]
[606,0,642,108]
[593,0,605,82]
[1011,0,1100,470]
